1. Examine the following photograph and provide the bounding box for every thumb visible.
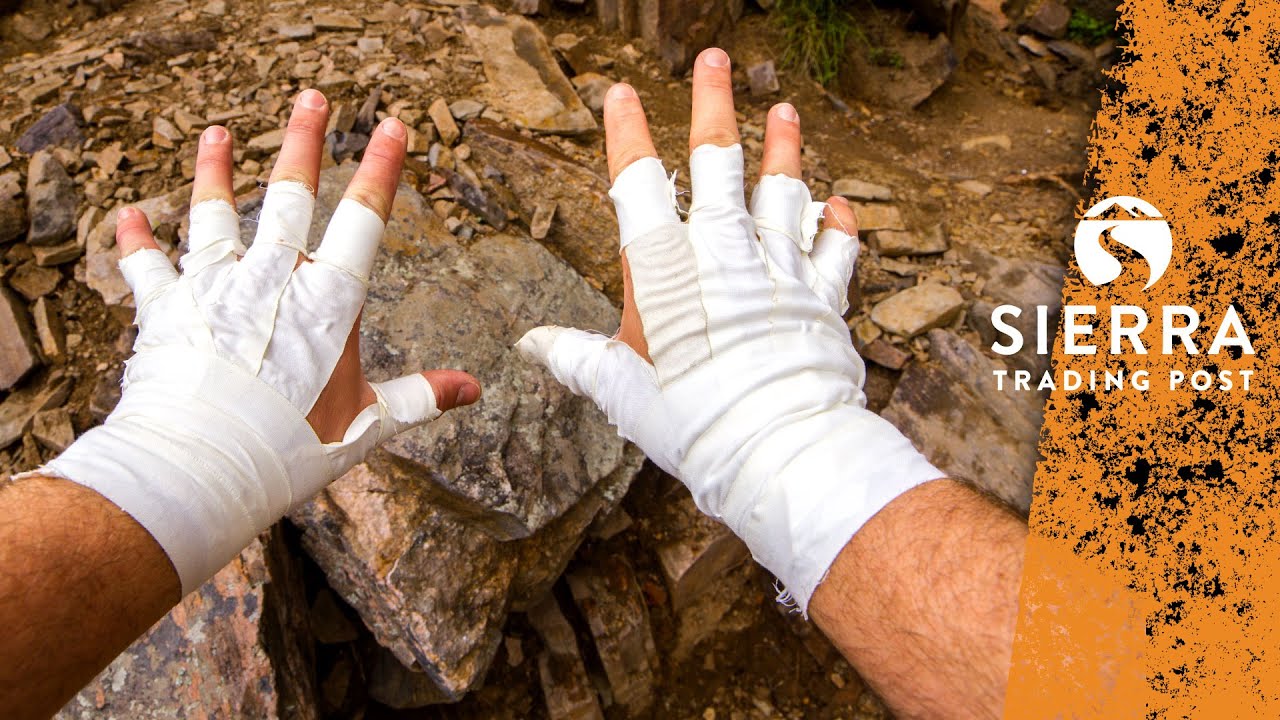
[807,196,860,316]
[421,369,482,413]
[516,325,657,432]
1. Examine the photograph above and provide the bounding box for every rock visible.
[31,407,73,452]
[530,201,556,240]
[429,98,461,146]
[310,589,359,645]
[32,296,64,361]
[314,12,362,31]
[0,373,71,448]
[1023,0,1070,39]
[248,127,287,153]
[0,189,25,246]
[961,133,1012,152]
[566,554,658,717]
[361,641,452,708]
[1018,34,1050,56]
[20,76,62,106]
[89,366,123,422]
[901,0,968,36]
[151,116,183,149]
[26,151,77,247]
[353,86,381,135]
[326,131,369,163]
[449,98,486,121]
[653,492,749,611]
[869,224,948,257]
[511,0,544,15]
[289,163,642,699]
[15,104,83,154]
[958,245,1064,377]
[279,22,316,39]
[460,6,597,135]
[956,179,994,196]
[747,60,780,96]
[882,330,1042,511]
[86,187,187,308]
[570,72,613,114]
[0,289,39,391]
[1046,39,1098,68]
[527,594,604,720]
[870,283,966,338]
[32,240,82,267]
[846,34,957,109]
[851,202,906,231]
[596,0,741,73]
[464,120,623,300]
[832,178,893,202]
[128,28,217,59]
[860,338,912,370]
[9,263,61,301]
[55,532,318,720]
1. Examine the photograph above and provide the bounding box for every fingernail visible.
[702,48,729,67]
[775,103,799,123]
[201,125,228,144]
[117,206,140,223]
[830,195,849,207]
[607,83,637,101]
[299,88,326,109]
[380,117,406,139]
[455,383,481,406]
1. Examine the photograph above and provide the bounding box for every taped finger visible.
[181,199,245,277]
[248,180,314,257]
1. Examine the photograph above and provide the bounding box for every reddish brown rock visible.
[566,554,658,716]
[527,593,604,720]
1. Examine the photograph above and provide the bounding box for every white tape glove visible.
[33,184,446,594]
[517,145,944,611]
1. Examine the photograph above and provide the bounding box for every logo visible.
[1073,196,1172,289]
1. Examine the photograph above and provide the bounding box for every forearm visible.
[810,479,1026,720]
[0,475,179,719]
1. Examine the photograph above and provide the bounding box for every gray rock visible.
[882,330,1041,512]
[31,407,74,452]
[847,34,957,109]
[448,98,486,121]
[26,151,77,247]
[527,593,604,720]
[0,187,25,245]
[570,72,613,114]
[870,283,966,338]
[0,372,71,448]
[832,177,893,202]
[1046,39,1098,69]
[15,104,83,155]
[460,6,597,135]
[566,554,658,717]
[959,245,1064,377]
[463,120,623,300]
[0,289,39,391]
[1023,0,1070,39]
[748,60,781,96]
[278,22,316,39]
[56,532,318,720]
[869,224,948,257]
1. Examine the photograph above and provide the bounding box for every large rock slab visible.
[464,120,622,301]
[460,7,597,135]
[56,532,317,720]
[882,329,1041,512]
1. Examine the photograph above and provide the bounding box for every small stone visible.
[869,224,949,257]
[961,134,1013,152]
[0,373,70,447]
[1046,39,1097,68]
[1018,34,1049,56]
[830,672,847,689]
[89,366,123,422]
[567,555,657,716]
[957,179,994,197]
[510,0,543,15]
[26,151,77,247]
[354,86,382,135]
[430,98,461,146]
[31,297,64,361]
[202,0,227,15]
[505,635,525,667]
[747,60,780,96]
[530,202,556,240]
[870,284,966,338]
[551,33,580,53]
[152,116,183,149]
[527,594,603,720]
[654,493,749,611]
[0,192,25,246]
[832,178,893,202]
[20,76,62,106]
[852,202,906,231]
[326,131,369,163]
[861,338,912,370]
[357,36,383,53]
[31,408,74,453]
[571,73,613,114]
[448,99,485,121]
[314,13,362,31]
[0,290,39,391]
[1024,0,1071,39]
[16,104,83,154]
[173,108,204,135]
[0,147,9,169]
[279,23,315,39]
[95,142,126,176]
[9,263,61,301]
[11,12,51,42]
[32,241,80,267]
[248,128,287,153]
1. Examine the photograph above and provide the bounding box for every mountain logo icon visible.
[1073,196,1172,289]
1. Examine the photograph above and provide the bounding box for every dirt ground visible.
[1,1,1100,717]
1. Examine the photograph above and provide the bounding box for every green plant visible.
[774,0,854,87]
[867,46,904,69]
[1067,8,1111,46]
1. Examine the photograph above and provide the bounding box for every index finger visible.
[604,83,658,183]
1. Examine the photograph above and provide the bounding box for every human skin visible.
[0,53,1027,720]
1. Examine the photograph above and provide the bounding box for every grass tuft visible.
[773,0,854,87]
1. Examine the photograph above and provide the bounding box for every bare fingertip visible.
[380,117,407,140]
[201,125,229,145]
[607,83,638,101]
[299,88,327,109]
[117,206,141,223]
[700,47,730,68]
[455,382,481,406]
[773,103,799,123]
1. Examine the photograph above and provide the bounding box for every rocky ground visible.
[0,0,1110,718]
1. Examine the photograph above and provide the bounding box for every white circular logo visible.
[1073,196,1172,289]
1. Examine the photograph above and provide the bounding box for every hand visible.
[518,49,942,611]
[42,90,480,594]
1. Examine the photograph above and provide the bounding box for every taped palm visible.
[518,143,941,610]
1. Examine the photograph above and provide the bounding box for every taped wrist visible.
[39,347,329,594]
